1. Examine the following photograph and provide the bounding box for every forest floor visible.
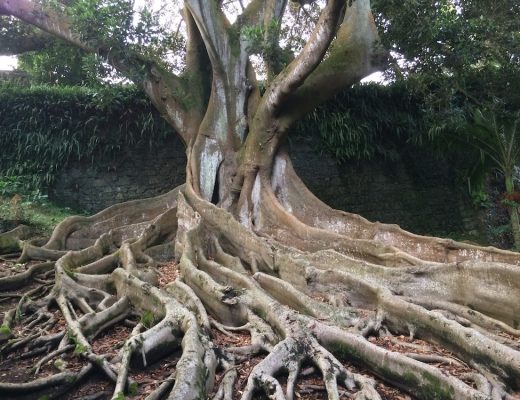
[2,258,509,400]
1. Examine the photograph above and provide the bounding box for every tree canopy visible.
[2,1,520,400]
[374,0,519,119]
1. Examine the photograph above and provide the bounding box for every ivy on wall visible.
[293,81,427,162]
[0,83,173,195]
[0,81,428,195]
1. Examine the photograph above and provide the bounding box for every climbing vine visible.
[293,81,427,161]
[0,83,173,195]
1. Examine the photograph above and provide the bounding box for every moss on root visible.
[0,179,519,400]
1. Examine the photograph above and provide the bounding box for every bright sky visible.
[0,54,385,84]
[361,71,385,84]
[0,56,18,70]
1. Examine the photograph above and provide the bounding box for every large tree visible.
[1,1,520,399]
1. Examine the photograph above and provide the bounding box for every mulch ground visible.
[158,261,179,287]
[0,261,37,313]
[1,258,520,399]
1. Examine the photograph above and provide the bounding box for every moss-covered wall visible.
[48,133,478,236]
[49,135,186,212]
[0,82,479,236]
[290,136,478,235]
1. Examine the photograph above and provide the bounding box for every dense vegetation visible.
[0,83,172,196]
[0,81,430,194]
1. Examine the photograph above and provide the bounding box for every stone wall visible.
[50,134,477,235]
[49,135,186,212]
[290,137,477,235]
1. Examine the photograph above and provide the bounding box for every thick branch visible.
[263,0,346,115]
[234,0,288,76]
[235,0,264,27]
[0,0,87,50]
[0,0,195,140]
[0,18,53,55]
[235,0,349,187]
[183,8,212,128]
[262,0,289,77]
[281,0,388,123]
[185,0,232,72]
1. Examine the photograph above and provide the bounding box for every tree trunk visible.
[2,1,520,399]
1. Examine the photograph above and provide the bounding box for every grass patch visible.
[0,195,78,234]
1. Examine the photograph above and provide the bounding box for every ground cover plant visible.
[0,192,77,235]
[1,0,520,399]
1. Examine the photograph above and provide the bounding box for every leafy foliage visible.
[140,310,155,329]
[66,0,185,77]
[242,19,293,78]
[374,0,520,122]
[371,0,520,211]
[294,82,426,162]
[374,0,519,77]
[16,0,186,85]
[0,83,173,194]
[467,109,520,180]
[18,42,111,86]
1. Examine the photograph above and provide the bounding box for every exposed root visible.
[0,225,33,254]
[1,174,520,400]
[274,152,520,265]
[0,261,55,291]
[0,363,93,399]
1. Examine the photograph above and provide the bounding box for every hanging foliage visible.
[0,83,173,194]
[294,81,427,161]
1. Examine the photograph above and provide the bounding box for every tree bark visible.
[1,1,520,399]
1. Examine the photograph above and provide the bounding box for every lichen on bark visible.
[1,0,520,399]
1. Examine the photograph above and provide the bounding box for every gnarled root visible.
[1,174,520,400]
[0,225,33,254]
